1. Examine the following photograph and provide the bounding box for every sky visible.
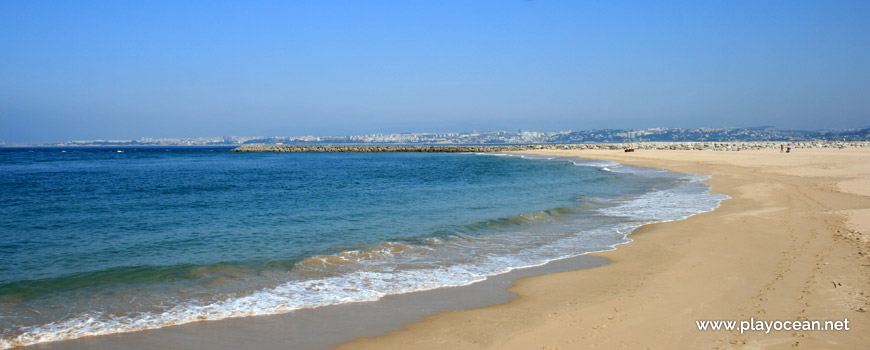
[1,1,868,143]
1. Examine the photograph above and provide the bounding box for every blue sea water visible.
[0,147,726,348]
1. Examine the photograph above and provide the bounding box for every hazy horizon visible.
[3,1,869,144]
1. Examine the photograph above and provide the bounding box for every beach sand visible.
[339,148,870,349]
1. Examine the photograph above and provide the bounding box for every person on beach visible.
[780,144,783,153]
[786,144,791,153]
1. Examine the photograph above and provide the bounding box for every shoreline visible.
[27,256,610,350]
[15,149,870,349]
[14,152,720,350]
[339,148,870,349]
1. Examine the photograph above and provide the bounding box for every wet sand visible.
[340,148,870,349]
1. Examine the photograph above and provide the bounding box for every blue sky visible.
[1,1,868,143]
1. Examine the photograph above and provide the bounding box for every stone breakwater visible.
[232,145,547,153]
[231,141,868,153]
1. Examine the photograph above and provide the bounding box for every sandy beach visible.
[339,148,870,349]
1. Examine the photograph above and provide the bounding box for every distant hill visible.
[241,127,870,145]
[556,127,870,143]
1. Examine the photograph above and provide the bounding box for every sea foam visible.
[0,156,727,349]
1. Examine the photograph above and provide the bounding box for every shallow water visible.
[0,148,726,348]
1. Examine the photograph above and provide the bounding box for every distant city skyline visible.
[2,1,869,144]
[4,126,867,147]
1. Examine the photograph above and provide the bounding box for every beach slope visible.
[340,148,870,349]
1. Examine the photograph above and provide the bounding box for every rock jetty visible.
[232,145,548,153]
[231,141,867,153]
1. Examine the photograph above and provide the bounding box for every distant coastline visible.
[231,141,869,153]
[5,127,868,147]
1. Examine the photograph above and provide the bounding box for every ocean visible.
[0,147,726,348]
